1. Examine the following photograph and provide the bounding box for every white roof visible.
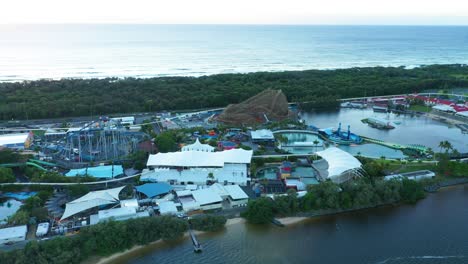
[111,116,135,122]
[185,184,198,190]
[222,185,249,200]
[456,111,468,117]
[120,199,139,208]
[250,129,274,140]
[0,225,27,240]
[176,190,193,197]
[432,104,456,112]
[316,147,362,179]
[182,138,214,152]
[180,200,201,211]
[36,223,49,236]
[147,149,252,167]
[191,188,223,205]
[285,179,307,191]
[60,186,125,220]
[209,183,230,197]
[98,207,136,220]
[0,133,29,146]
[159,201,178,214]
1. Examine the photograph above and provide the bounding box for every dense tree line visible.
[190,214,227,232]
[1,64,468,120]
[0,216,188,264]
[0,149,24,163]
[0,167,15,183]
[242,178,426,224]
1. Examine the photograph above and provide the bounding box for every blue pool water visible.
[2,192,37,200]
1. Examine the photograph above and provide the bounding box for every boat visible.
[361,117,395,129]
[373,105,388,113]
[340,101,367,109]
[318,123,363,145]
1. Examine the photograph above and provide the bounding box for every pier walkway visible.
[361,136,428,153]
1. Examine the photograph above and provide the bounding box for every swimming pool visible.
[0,199,23,224]
[256,168,279,180]
[1,192,38,201]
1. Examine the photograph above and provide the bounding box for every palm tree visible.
[313,139,319,150]
[444,141,453,153]
[439,140,453,153]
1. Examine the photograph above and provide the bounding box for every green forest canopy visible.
[1,64,467,120]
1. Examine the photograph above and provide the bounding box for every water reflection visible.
[126,186,468,264]
[301,108,468,152]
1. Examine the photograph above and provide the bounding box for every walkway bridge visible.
[361,136,428,153]
[272,129,318,135]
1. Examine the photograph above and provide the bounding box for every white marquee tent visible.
[60,186,125,221]
[315,147,363,183]
[147,149,252,168]
[181,138,214,152]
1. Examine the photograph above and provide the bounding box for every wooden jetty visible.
[189,229,202,253]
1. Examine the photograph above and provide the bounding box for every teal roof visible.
[65,165,124,178]
[135,183,173,198]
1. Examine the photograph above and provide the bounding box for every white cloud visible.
[1,0,467,24]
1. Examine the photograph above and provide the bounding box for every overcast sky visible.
[1,0,468,25]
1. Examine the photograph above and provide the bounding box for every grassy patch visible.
[409,104,432,113]
[450,74,468,80]
[32,130,45,137]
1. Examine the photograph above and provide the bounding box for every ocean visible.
[0,25,468,82]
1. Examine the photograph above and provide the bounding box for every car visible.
[176,213,188,219]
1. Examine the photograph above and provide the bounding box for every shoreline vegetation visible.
[95,217,246,264]
[0,214,226,264]
[96,180,468,264]
[1,64,468,120]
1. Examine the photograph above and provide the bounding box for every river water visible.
[119,185,468,264]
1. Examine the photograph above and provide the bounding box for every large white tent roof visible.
[147,149,252,167]
[250,129,274,140]
[60,186,125,220]
[0,133,29,146]
[316,147,362,180]
[182,138,214,152]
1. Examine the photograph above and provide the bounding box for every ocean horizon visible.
[1,24,468,82]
